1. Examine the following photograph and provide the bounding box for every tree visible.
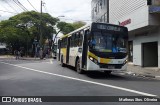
[52,21,86,44]
[0,11,59,55]
[72,21,86,29]
[57,22,74,35]
[57,21,86,35]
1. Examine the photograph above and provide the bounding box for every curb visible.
[125,72,160,80]
[155,76,160,80]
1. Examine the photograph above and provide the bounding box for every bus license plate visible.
[108,66,115,69]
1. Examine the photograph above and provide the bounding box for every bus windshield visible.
[89,31,127,53]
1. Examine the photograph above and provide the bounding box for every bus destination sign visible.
[96,24,124,32]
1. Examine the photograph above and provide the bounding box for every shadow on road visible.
[64,65,159,82]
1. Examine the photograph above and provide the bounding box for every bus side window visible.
[61,39,63,48]
[73,33,76,47]
[77,32,80,47]
[64,38,67,48]
[75,32,78,47]
[58,40,61,49]
[70,36,72,47]
[79,30,84,46]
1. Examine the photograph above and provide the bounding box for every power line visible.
[26,0,38,12]
[0,10,17,14]
[12,0,25,12]
[4,0,19,13]
[16,0,28,11]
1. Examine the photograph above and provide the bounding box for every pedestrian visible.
[14,50,18,60]
[20,50,23,58]
[45,49,49,59]
[17,50,20,59]
[39,48,43,59]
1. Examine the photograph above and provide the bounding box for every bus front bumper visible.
[86,58,127,71]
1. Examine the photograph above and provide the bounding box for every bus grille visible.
[99,64,124,69]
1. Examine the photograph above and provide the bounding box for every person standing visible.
[14,50,18,60]
[17,50,20,59]
[39,48,43,59]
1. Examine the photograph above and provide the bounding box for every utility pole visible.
[40,0,43,48]
[39,0,46,59]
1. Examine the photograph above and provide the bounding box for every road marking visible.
[46,62,53,64]
[0,61,157,97]
[50,59,53,64]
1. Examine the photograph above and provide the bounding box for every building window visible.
[94,7,97,14]
[101,15,105,23]
[104,13,107,22]
[99,0,102,9]
[92,9,94,19]
[96,3,99,13]
[147,0,152,5]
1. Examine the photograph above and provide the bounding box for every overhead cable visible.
[4,0,19,13]
[16,0,28,11]
[26,0,38,12]
[13,0,25,12]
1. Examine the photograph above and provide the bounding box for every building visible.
[91,0,160,68]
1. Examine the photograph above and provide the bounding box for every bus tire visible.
[61,55,65,67]
[76,59,83,74]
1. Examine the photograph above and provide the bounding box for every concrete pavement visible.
[127,63,160,80]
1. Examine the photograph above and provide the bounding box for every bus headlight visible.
[89,56,98,64]
[89,57,93,61]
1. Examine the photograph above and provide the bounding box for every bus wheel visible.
[104,71,112,75]
[61,56,65,67]
[76,59,83,74]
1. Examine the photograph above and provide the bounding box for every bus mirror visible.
[78,48,82,53]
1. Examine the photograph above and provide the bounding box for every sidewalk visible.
[126,62,160,80]
[0,55,14,59]
[0,55,43,60]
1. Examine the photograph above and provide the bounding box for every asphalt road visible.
[0,58,160,105]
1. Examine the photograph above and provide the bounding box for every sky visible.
[0,0,92,23]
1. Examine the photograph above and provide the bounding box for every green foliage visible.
[0,11,59,54]
[57,22,74,35]
[72,21,86,29]
[57,21,86,35]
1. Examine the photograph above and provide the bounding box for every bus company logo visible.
[2,97,11,102]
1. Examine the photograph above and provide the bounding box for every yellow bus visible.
[57,22,128,74]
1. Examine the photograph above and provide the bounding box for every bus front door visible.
[82,30,89,69]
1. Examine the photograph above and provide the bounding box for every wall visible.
[132,28,160,67]
[109,0,149,31]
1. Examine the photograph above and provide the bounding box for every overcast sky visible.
[0,0,92,23]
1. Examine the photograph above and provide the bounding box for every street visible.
[0,58,160,105]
